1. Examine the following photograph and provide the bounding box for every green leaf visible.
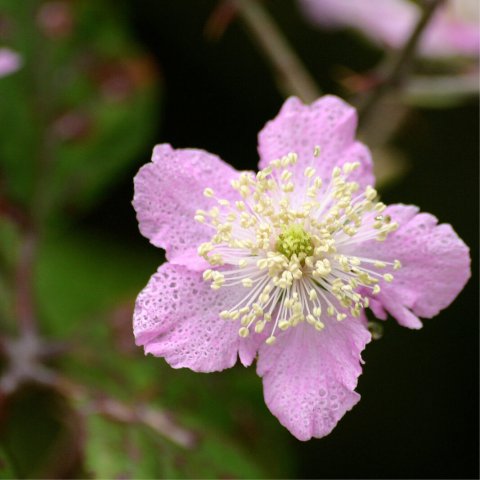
[0,386,83,479]
[36,229,162,337]
[0,0,161,216]
[85,412,266,479]
[0,217,21,330]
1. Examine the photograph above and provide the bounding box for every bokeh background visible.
[0,0,478,478]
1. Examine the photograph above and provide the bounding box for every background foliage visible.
[0,0,478,478]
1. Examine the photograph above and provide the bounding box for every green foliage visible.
[0,386,83,479]
[36,230,160,337]
[85,414,266,479]
[0,0,159,216]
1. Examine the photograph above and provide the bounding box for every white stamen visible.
[197,148,400,344]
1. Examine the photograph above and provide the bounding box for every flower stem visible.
[55,376,197,449]
[231,0,322,102]
[358,0,445,129]
[14,229,38,335]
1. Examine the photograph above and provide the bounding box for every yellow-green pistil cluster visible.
[276,224,313,260]
[194,150,401,345]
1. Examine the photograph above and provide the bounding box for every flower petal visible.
[133,144,239,267]
[299,0,417,50]
[257,96,374,189]
[352,204,471,328]
[0,48,21,78]
[257,316,371,441]
[133,262,261,372]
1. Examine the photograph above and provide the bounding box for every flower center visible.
[195,149,401,345]
[276,224,313,259]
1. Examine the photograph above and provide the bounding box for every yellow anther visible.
[365,186,377,201]
[332,166,342,178]
[279,320,291,330]
[255,321,266,333]
[238,327,250,338]
[203,188,214,198]
[202,269,213,280]
[304,166,316,178]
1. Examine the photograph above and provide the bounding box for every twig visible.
[231,0,321,102]
[55,377,197,450]
[14,229,38,335]
[358,0,445,128]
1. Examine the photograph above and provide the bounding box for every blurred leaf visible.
[0,385,83,478]
[85,416,158,479]
[36,229,161,337]
[0,448,17,479]
[0,216,20,329]
[0,0,160,216]
[405,73,480,108]
[85,412,266,479]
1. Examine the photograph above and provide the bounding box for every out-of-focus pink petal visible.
[257,316,370,441]
[299,0,415,49]
[134,262,261,372]
[299,0,480,58]
[351,204,471,329]
[133,144,239,268]
[258,96,374,190]
[0,48,21,78]
[421,7,480,57]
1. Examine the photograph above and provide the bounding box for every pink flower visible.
[299,0,480,58]
[0,48,21,78]
[133,96,470,441]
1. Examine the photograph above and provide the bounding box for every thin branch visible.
[358,0,445,128]
[14,229,38,335]
[231,0,321,102]
[55,377,197,450]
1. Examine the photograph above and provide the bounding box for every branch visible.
[14,229,38,335]
[231,0,321,102]
[55,377,197,450]
[358,0,445,128]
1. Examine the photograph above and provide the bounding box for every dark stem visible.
[231,0,321,102]
[14,228,38,335]
[358,0,445,129]
[54,376,197,449]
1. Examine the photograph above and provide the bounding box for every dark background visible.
[97,1,478,478]
[0,0,477,478]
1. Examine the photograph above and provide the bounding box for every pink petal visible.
[0,48,21,78]
[299,0,480,58]
[258,96,374,189]
[133,144,239,268]
[299,0,416,50]
[257,316,371,441]
[352,204,471,329]
[133,262,262,372]
[421,9,480,57]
